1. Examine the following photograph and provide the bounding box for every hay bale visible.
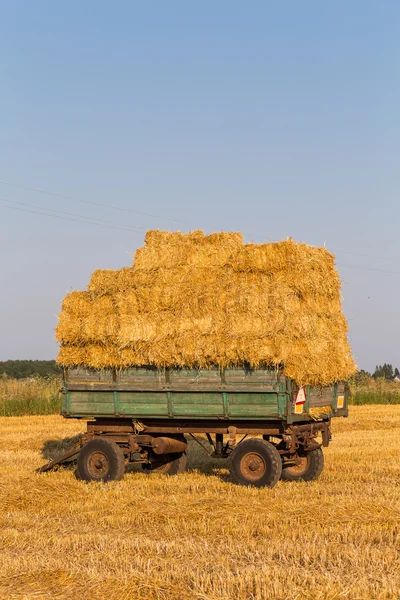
[56,292,118,345]
[56,230,356,385]
[309,405,334,420]
[55,292,92,345]
[115,291,139,316]
[88,268,137,296]
[58,344,122,369]
[133,230,243,270]
[82,295,119,343]
[57,344,89,366]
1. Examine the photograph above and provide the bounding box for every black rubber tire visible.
[142,451,187,475]
[229,439,282,488]
[281,448,324,482]
[77,439,125,482]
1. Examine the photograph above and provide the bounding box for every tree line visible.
[357,364,400,380]
[373,364,400,379]
[0,360,61,379]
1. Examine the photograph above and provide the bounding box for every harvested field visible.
[0,406,399,599]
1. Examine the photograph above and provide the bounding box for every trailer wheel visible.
[77,439,125,482]
[229,439,282,488]
[143,451,187,475]
[281,448,324,482]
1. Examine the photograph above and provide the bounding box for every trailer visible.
[40,365,348,488]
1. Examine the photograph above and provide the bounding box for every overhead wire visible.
[1,180,399,273]
[0,202,145,233]
[0,179,192,226]
[0,197,147,233]
[333,248,397,263]
[2,200,399,277]
[336,263,400,276]
[0,179,269,240]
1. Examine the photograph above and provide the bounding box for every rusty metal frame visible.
[86,418,286,435]
[37,417,331,473]
[36,447,80,473]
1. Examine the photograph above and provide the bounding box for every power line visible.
[0,179,272,241]
[1,179,399,268]
[334,248,397,263]
[0,179,192,226]
[0,203,144,233]
[337,263,400,276]
[0,197,147,233]
[2,200,400,276]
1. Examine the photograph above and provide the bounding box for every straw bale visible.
[84,344,122,369]
[232,240,340,298]
[57,344,89,367]
[58,344,123,369]
[88,268,137,296]
[88,269,119,296]
[56,230,357,385]
[59,291,93,315]
[309,405,334,420]
[133,230,243,270]
[115,291,139,316]
[56,292,118,345]
[55,292,92,345]
[82,295,119,343]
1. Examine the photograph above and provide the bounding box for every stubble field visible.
[0,406,399,600]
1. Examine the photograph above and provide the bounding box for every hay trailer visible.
[40,366,348,488]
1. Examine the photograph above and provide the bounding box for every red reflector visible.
[295,387,306,404]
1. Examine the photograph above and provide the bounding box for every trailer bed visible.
[62,366,348,424]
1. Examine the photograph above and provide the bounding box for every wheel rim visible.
[240,452,267,481]
[87,451,110,479]
[285,455,308,475]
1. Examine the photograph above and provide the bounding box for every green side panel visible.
[118,367,164,384]
[277,393,288,417]
[227,393,279,417]
[61,391,69,413]
[170,392,279,418]
[224,367,279,386]
[66,390,283,419]
[64,366,346,423]
[118,392,169,416]
[169,367,221,385]
[308,386,336,407]
[171,393,223,416]
[68,391,115,415]
[287,382,349,423]
[68,367,114,383]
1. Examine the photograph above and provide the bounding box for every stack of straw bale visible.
[56,230,356,385]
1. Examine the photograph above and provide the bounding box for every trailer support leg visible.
[215,433,223,457]
[206,433,215,449]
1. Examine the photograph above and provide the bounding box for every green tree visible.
[0,360,61,379]
[373,364,399,379]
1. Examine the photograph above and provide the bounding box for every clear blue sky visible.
[1,1,399,372]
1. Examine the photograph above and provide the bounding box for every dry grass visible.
[56,230,356,386]
[0,406,399,599]
[350,375,400,405]
[0,376,61,416]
